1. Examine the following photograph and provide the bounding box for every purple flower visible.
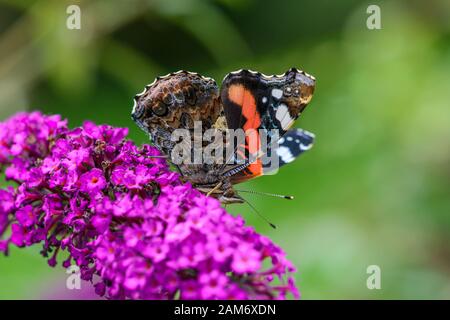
[64,148,92,170]
[15,205,37,228]
[142,239,169,262]
[232,244,262,274]
[79,169,107,195]
[199,270,229,299]
[0,112,300,300]
[0,188,15,236]
[10,223,26,247]
[91,214,111,234]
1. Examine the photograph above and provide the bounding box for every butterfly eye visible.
[294,89,300,97]
[153,102,168,116]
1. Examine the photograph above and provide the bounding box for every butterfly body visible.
[132,68,316,204]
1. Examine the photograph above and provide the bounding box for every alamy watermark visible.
[66,5,81,30]
[366,5,381,30]
[366,265,381,290]
[168,122,281,174]
[66,265,81,290]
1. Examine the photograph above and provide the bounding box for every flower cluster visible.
[0,112,299,299]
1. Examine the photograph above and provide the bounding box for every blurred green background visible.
[0,0,449,299]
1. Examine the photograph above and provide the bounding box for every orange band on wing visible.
[228,84,262,155]
[248,159,263,175]
[228,84,261,130]
[245,128,260,155]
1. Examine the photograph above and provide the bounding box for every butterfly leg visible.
[206,181,223,197]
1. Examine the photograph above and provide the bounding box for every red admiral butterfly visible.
[132,68,315,204]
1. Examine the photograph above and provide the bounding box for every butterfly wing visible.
[221,68,315,134]
[132,71,221,158]
[220,68,315,183]
[229,128,315,183]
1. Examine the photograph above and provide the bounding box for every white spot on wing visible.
[275,103,293,130]
[271,88,283,99]
[262,97,268,103]
[277,146,294,163]
[303,130,315,139]
[300,143,313,151]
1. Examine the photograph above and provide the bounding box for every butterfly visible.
[131,68,315,204]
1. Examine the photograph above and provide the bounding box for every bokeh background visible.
[0,0,449,299]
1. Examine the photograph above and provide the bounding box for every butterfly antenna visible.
[236,189,294,200]
[241,196,277,229]
[149,155,168,158]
